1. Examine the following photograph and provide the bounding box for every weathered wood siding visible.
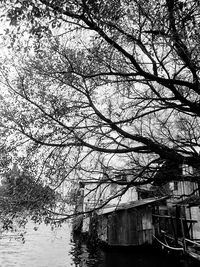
[98,206,153,246]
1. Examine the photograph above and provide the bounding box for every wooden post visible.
[170,216,178,245]
[180,218,187,253]
[189,208,193,240]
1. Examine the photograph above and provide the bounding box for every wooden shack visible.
[97,198,165,246]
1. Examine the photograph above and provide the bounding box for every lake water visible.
[0,222,74,267]
[0,221,199,267]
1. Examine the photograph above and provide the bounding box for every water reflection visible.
[70,232,200,267]
[98,247,196,267]
[0,221,199,267]
[71,235,103,267]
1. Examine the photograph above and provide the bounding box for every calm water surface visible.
[0,222,198,267]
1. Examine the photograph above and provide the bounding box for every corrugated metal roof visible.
[98,197,167,215]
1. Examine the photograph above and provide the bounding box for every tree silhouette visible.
[0,0,199,217]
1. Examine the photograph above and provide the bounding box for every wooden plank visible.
[108,213,118,245]
[153,214,197,223]
[118,211,125,245]
[108,211,128,245]
[127,209,138,245]
[142,208,152,230]
[138,230,144,245]
[137,209,142,231]
[145,229,153,244]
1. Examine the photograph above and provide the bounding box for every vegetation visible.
[0,161,56,229]
[0,167,55,212]
[0,0,199,218]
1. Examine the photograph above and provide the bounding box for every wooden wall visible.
[98,206,153,246]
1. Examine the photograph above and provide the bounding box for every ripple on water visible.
[0,222,199,267]
[0,222,75,267]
